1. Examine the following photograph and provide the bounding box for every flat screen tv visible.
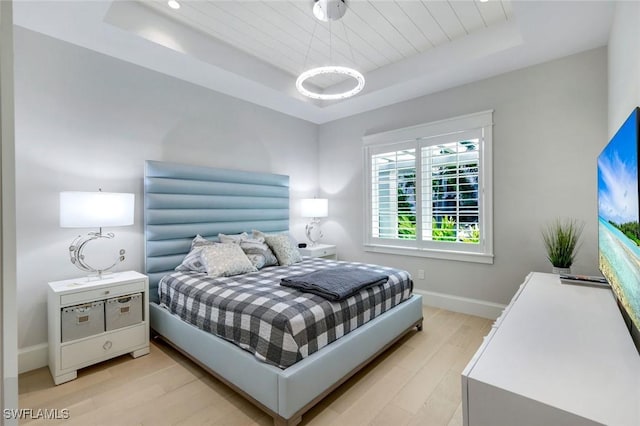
[598,106,640,353]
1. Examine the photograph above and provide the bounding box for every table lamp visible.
[301,198,328,246]
[60,190,134,279]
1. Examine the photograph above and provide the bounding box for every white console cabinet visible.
[462,272,640,426]
[48,271,150,385]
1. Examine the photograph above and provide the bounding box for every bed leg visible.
[416,320,423,332]
[273,415,301,426]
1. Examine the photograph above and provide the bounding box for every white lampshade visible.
[301,198,328,218]
[60,191,135,228]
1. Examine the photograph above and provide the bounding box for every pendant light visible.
[296,0,365,101]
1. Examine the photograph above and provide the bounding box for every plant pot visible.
[552,266,571,275]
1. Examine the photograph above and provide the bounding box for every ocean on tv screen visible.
[597,107,640,333]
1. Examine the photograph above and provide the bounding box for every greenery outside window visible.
[364,111,493,264]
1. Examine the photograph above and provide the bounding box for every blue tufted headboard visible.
[144,160,290,302]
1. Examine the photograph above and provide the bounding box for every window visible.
[364,111,493,263]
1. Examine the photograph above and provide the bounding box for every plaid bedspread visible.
[158,257,413,368]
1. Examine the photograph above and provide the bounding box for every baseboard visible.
[19,343,48,374]
[413,289,505,320]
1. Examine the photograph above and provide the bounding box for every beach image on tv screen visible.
[598,108,640,333]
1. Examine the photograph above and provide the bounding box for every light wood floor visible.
[19,306,492,425]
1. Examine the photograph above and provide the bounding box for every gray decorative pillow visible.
[252,229,267,240]
[218,232,249,245]
[253,229,298,248]
[175,247,207,273]
[263,234,302,266]
[200,243,257,278]
[191,234,215,249]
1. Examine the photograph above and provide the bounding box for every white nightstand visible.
[48,271,150,385]
[298,244,337,260]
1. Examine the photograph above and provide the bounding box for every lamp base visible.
[305,219,323,246]
[68,229,126,277]
[84,270,117,282]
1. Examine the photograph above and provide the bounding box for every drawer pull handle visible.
[103,341,113,351]
[104,290,110,295]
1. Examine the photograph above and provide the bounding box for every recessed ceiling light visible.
[479,0,489,3]
[167,0,180,10]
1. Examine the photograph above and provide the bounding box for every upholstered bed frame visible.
[144,160,423,425]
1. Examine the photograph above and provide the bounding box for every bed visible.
[144,160,423,425]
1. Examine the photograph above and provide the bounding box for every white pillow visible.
[200,243,257,278]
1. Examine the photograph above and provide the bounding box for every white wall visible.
[608,1,640,134]
[318,48,607,308]
[2,0,19,416]
[14,28,318,354]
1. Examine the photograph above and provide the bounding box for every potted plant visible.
[541,218,584,274]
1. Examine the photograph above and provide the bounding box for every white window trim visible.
[363,110,494,264]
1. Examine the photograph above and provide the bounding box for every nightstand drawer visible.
[299,244,337,259]
[60,324,146,370]
[317,247,336,256]
[60,280,145,306]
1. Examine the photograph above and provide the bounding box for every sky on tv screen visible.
[598,109,639,225]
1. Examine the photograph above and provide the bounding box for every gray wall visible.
[608,1,640,134]
[317,48,607,306]
[14,27,318,349]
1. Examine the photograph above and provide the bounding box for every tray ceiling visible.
[13,1,614,124]
[142,0,513,89]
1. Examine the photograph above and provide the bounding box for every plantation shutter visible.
[363,110,493,264]
[420,129,482,246]
[370,147,417,241]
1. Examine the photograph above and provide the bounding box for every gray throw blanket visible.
[281,267,389,301]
